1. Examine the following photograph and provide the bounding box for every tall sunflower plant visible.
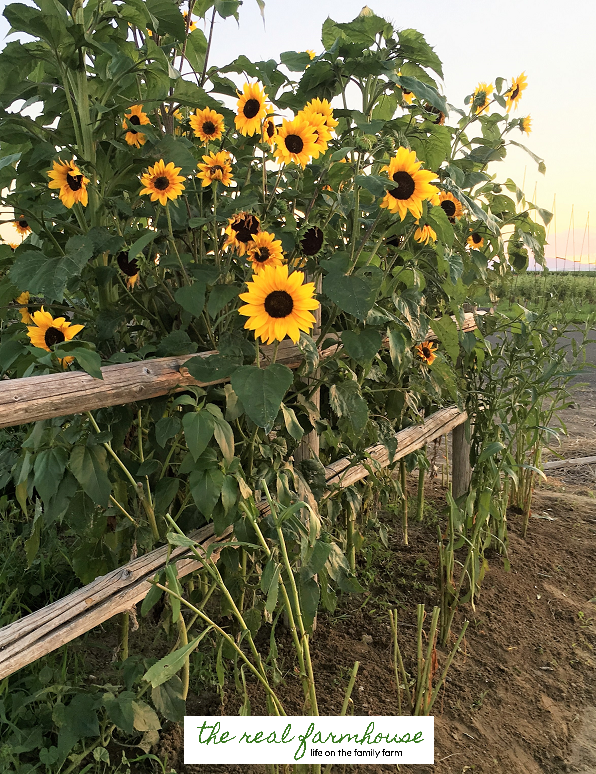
[0,0,548,692]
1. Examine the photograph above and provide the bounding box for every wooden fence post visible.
[451,419,472,499]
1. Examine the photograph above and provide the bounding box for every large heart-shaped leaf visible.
[231,364,293,431]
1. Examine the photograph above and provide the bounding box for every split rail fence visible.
[0,313,477,679]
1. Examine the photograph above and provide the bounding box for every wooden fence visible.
[0,313,477,678]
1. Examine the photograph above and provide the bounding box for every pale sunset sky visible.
[1,0,594,268]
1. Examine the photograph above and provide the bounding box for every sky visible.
[1,0,595,269]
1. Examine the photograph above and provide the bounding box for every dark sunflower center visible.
[433,112,445,125]
[264,290,294,318]
[285,134,304,154]
[301,226,323,256]
[402,89,412,96]
[19,219,28,228]
[117,251,139,277]
[154,175,170,191]
[510,85,520,99]
[210,165,224,175]
[389,170,415,200]
[472,233,482,244]
[45,326,65,347]
[255,248,270,262]
[66,173,83,191]
[386,233,404,248]
[243,99,261,119]
[129,115,141,125]
[441,200,456,217]
[232,215,259,243]
[266,121,275,138]
[203,120,216,135]
[422,346,431,358]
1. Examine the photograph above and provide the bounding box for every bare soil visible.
[167,388,596,774]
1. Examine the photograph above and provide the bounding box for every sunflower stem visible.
[165,202,190,284]
[211,182,220,269]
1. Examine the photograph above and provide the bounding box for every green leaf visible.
[299,576,320,629]
[393,74,446,113]
[387,328,412,377]
[323,270,376,321]
[427,206,454,246]
[205,404,235,463]
[69,445,111,508]
[154,477,180,514]
[55,347,103,379]
[155,330,197,357]
[155,416,181,447]
[477,441,505,464]
[103,691,136,735]
[397,28,443,78]
[184,28,208,73]
[265,564,281,614]
[340,329,382,365]
[131,700,161,732]
[280,50,311,72]
[190,467,225,517]
[329,381,368,432]
[141,574,164,617]
[281,404,304,441]
[184,352,242,383]
[231,364,293,432]
[175,283,206,317]
[150,135,197,176]
[144,0,185,39]
[508,140,546,172]
[207,285,240,318]
[430,315,459,364]
[128,231,156,261]
[183,411,215,461]
[33,447,67,504]
[63,693,100,738]
[221,474,238,514]
[152,676,186,722]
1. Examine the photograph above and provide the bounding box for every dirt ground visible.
[166,387,596,774]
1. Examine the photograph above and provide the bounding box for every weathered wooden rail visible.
[0,313,477,428]
[0,406,467,679]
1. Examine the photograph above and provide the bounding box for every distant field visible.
[495,272,596,322]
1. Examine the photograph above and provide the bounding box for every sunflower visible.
[47,159,90,208]
[189,107,225,143]
[140,159,185,206]
[117,252,139,288]
[239,264,319,345]
[424,104,445,125]
[414,224,437,245]
[274,116,318,168]
[505,72,527,112]
[415,340,437,365]
[122,104,151,148]
[519,115,532,135]
[197,150,233,188]
[235,82,269,136]
[471,82,493,115]
[301,97,338,133]
[438,192,463,223]
[300,226,324,256]
[27,308,85,366]
[183,12,196,31]
[14,216,31,236]
[401,89,414,105]
[299,110,331,158]
[305,50,316,60]
[467,231,484,249]
[246,231,284,272]
[224,212,260,256]
[262,117,277,146]
[15,291,32,324]
[379,147,439,221]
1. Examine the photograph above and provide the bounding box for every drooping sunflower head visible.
[415,340,437,365]
[117,251,140,289]
[414,224,437,245]
[139,159,185,206]
[197,150,233,188]
[438,192,463,223]
[505,72,527,111]
[246,231,284,272]
[274,115,318,168]
[27,307,85,366]
[301,97,339,133]
[47,159,90,209]
[299,110,332,158]
[238,264,319,345]
[14,216,31,237]
[235,82,269,136]
[183,12,197,31]
[379,147,439,221]
[467,231,485,249]
[189,107,225,143]
[471,82,493,115]
[261,117,277,146]
[123,104,151,148]
[424,104,445,125]
[15,291,32,324]
[224,212,261,256]
[519,115,532,135]
[300,226,324,256]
